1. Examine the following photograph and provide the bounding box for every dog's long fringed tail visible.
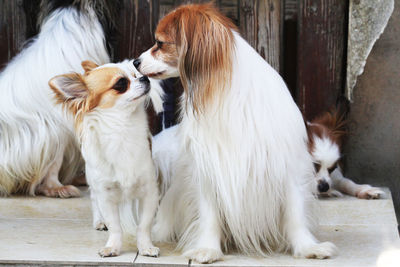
[119,199,140,236]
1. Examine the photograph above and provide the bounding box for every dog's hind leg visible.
[36,151,80,198]
[91,189,107,231]
[284,181,337,259]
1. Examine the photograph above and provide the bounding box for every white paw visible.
[94,222,107,231]
[357,186,385,199]
[40,185,81,198]
[294,242,337,259]
[184,248,223,264]
[139,246,160,257]
[98,246,120,257]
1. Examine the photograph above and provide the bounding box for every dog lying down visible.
[307,100,385,199]
[49,60,162,257]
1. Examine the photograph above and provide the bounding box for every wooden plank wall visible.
[0,1,29,69]
[297,0,348,120]
[239,0,282,72]
[0,0,348,125]
[112,0,282,72]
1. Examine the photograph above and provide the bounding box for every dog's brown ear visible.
[81,60,99,73]
[49,73,88,115]
[175,3,236,113]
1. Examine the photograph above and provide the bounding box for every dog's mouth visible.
[132,86,151,101]
[147,71,165,78]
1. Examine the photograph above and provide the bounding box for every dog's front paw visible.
[356,186,385,199]
[139,246,160,257]
[41,185,81,198]
[294,242,337,259]
[94,222,108,231]
[184,248,223,264]
[98,246,120,257]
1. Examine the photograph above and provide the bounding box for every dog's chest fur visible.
[81,107,153,195]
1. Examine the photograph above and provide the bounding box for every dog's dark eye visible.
[156,40,163,49]
[328,163,337,174]
[112,77,129,94]
[313,162,321,173]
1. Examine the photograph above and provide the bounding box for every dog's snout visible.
[133,58,141,68]
[139,75,150,83]
[317,180,330,193]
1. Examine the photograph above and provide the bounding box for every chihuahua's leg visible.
[36,151,80,198]
[137,180,160,257]
[90,189,107,231]
[331,168,385,199]
[97,191,122,257]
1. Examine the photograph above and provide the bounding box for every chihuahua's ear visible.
[49,73,88,103]
[81,60,99,73]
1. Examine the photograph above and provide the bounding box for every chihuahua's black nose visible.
[133,58,141,68]
[139,75,149,83]
[318,180,330,193]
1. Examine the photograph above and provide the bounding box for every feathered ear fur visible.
[175,3,236,113]
[81,60,99,72]
[48,73,88,116]
[310,96,351,148]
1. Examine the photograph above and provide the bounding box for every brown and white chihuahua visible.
[49,60,162,257]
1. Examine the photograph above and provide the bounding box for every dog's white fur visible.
[0,5,109,196]
[308,123,385,199]
[50,61,160,257]
[144,28,337,263]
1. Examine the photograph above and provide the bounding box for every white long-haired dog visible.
[137,3,336,264]
[49,60,161,258]
[0,0,112,197]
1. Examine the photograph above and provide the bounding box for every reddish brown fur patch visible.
[84,67,128,109]
[155,3,237,113]
[307,106,348,153]
[150,37,178,68]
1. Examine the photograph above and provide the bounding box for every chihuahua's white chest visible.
[81,108,154,197]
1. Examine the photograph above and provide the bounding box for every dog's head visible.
[49,60,150,127]
[134,3,236,112]
[308,124,340,194]
[307,98,349,194]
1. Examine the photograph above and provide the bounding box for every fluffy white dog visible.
[0,0,112,197]
[138,3,337,264]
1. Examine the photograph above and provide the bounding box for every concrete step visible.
[0,187,398,266]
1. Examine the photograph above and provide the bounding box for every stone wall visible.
[344,2,400,223]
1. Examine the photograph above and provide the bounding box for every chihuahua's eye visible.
[313,162,321,173]
[156,40,163,49]
[112,77,129,93]
[328,163,337,174]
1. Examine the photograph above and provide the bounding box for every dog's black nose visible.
[139,75,149,83]
[318,180,330,193]
[133,58,141,68]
